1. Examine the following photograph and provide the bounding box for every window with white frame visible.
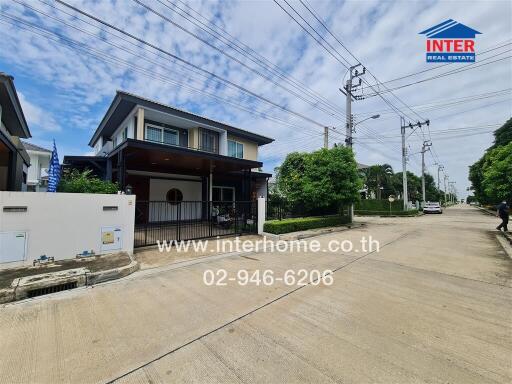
[228,140,244,159]
[145,124,178,145]
[122,127,128,141]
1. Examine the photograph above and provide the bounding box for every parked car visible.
[423,202,443,214]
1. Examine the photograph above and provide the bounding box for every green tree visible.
[481,141,512,202]
[491,117,512,149]
[362,163,394,199]
[392,172,422,202]
[468,156,488,204]
[58,169,119,194]
[469,118,512,204]
[276,146,362,212]
[424,173,440,201]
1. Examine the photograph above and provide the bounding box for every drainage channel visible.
[27,282,78,298]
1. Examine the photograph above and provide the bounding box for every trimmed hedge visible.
[263,215,350,234]
[354,209,419,216]
[355,199,404,212]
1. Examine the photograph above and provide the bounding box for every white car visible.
[423,202,443,214]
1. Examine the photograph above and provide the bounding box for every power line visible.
[364,52,512,96]
[0,10,325,142]
[159,0,347,120]
[130,0,347,121]
[366,40,512,86]
[356,88,511,117]
[296,0,428,122]
[52,0,328,129]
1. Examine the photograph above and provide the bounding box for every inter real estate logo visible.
[419,19,481,63]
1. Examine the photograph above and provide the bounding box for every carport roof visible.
[112,138,262,175]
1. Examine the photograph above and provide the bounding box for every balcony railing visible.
[144,138,219,155]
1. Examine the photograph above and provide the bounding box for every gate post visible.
[257,197,266,235]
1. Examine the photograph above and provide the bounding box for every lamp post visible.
[353,114,380,131]
[344,113,380,221]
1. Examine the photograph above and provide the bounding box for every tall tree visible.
[362,163,394,199]
[276,146,362,212]
[469,118,512,204]
[491,117,512,149]
[424,173,440,201]
[482,141,512,203]
[392,172,422,202]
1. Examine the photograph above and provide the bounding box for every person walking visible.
[496,200,509,232]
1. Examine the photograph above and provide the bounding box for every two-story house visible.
[23,142,51,192]
[64,91,273,243]
[0,73,31,191]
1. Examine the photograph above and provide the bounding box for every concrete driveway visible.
[0,205,510,383]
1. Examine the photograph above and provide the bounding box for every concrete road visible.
[0,205,510,383]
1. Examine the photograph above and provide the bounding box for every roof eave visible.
[0,75,31,139]
[90,91,275,147]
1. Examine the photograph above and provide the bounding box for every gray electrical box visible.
[0,231,27,264]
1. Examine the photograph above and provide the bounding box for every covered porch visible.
[109,138,268,203]
[64,139,270,246]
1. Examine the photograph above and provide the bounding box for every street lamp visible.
[353,114,380,130]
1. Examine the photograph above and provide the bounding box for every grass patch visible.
[263,215,350,234]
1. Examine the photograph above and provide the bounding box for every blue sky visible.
[0,0,511,198]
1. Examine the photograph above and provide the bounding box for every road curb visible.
[496,234,512,259]
[262,223,365,241]
[86,260,140,285]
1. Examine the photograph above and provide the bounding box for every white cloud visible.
[17,92,61,132]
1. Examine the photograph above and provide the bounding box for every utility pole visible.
[400,117,408,210]
[421,140,432,204]
[449,181,456,204]
[400,118,430,210]
[340,64,365,148]
[444,174,448,205]
[340,64,365,221]
[324,126,329,149]
[436,164,443,191]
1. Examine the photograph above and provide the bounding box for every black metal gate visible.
[134,200,258,248]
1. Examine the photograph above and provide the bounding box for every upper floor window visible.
[113,136,118,147]
[145,124,178,146]
[122,127,128,141]
[199,128,219,153]
[228,140,244,159]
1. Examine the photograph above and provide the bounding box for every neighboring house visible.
[64,91,274,205]
[0,73,31,191]
[23,142,51,192]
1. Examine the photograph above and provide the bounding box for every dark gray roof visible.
[0,73,31,138]
[22,141,51,153]
[89,91,274,147]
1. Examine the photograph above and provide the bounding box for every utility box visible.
[0,231,27,264]
[100,227,122,252]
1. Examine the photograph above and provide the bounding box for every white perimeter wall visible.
[0,192,135,268]
[149,178,202,221]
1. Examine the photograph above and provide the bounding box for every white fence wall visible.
[0,192,135,268]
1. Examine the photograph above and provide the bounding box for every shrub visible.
[354,199,404,212]
[58,169,119,194]
[354,209,419,216]
[263,215,350,234]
